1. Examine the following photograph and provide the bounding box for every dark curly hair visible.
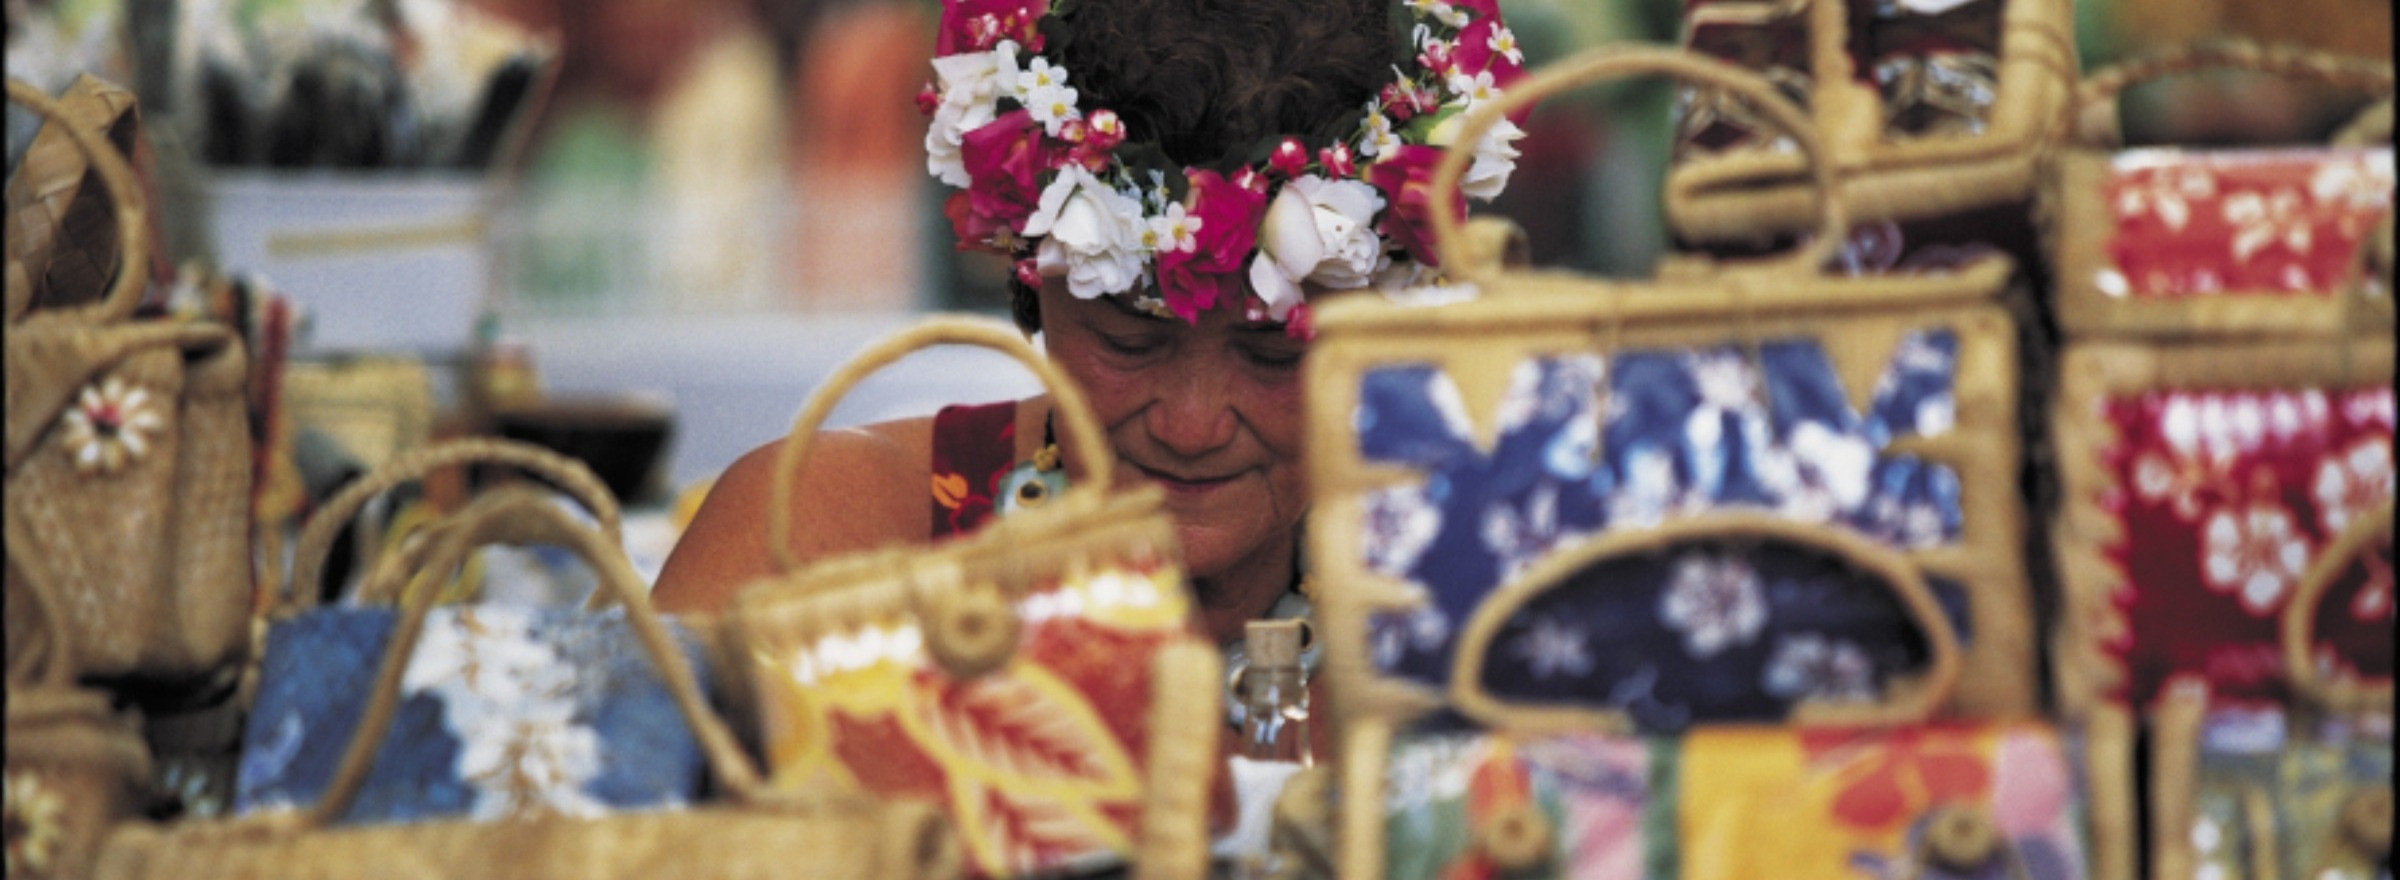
[1004,0,1400,333]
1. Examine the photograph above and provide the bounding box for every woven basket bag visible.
[3,77,254,693]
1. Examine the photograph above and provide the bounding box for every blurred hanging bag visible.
[2041,40,2395,339]
[4,73,143,318]
[726,317,1223,880]
[98,485,963,880]
[1663,0,2077,246]
[2145,502,2394,880]
[3,78,255,693]
[4,553,155,880]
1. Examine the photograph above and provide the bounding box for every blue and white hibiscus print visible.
[1354,331,1972,728]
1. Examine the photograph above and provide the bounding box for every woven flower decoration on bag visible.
[920,0,1529,334]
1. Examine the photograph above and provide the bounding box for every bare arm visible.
[651,418,933,614]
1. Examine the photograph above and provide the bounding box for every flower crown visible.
[921,0,1528,336]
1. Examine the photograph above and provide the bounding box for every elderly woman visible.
[652,0,1525,655]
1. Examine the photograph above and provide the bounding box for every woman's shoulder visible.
[651,415,937,613]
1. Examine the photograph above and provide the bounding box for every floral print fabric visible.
[753,560,1192,878]
[2099,147,2395,299]
[1353,331,1970,727]
[2191,705,2395,880]
[2103,387,2396,707]
[1380,722,2088,880]
[234,605,713,824]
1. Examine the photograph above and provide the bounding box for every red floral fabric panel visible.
[2103,386,2396,707]
[930,400,1019,538]
[2100,147,2394,298]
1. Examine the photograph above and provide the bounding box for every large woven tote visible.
[1663,0,2077,245]
[1309,45,2039,736]
[94,485,965,880]
[3,546,153,880]
[727,316,1222,880]
[3,77,254,691]
[2042,41,2394,340]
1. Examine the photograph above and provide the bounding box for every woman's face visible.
[1035,279,1310,587]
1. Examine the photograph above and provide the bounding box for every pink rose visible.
[1155,169,1268,323]
[1366,145,1462,267]
[937,0,1048,55]
[957,110,1060,244]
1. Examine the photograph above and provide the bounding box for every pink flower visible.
[1282,302,1315,341]
[937,0,1048,55]
[1083,110,1126,152]
[1416,40,1455,78]
[1269,138,1311,179]
[1452,17,1526,91]
[915,82,941,116]
[1366,145,1461,267]
[1318,142,1356,178]
[1154,169,1267,323]
[1012,257,1042,289]
[955,110,1060,245]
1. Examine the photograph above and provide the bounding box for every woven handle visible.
[4,549,80,689]
[765,315,1112,573]
[2280,499,2395,714]
[286,437,622,611]
[1447,510,1963,731]
[1429,45,1847,283]
[4,77,150,325]
[303,486,767,828]
[2071,41,2396,148]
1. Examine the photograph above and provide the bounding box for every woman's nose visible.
[1145,367,1239,457]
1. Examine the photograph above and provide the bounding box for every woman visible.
[652,0,1527,655]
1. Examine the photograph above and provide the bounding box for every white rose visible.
[1427,111,1525,201]
[923,43,1020,186]
[1248,176,1389,319]
[1025,166,1149,298]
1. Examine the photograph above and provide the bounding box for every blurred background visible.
[7,0,2391,507]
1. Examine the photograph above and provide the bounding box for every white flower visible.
[1249,175,1390,319]
[2308,153,2396,214]
[1022,82,1081,137]
[2114,165,2217,230]
[1487,26,1524,67]
[1361,111,1404,159]
[1512,617,1593,679]
[6,772,66,877]
[1611,445,1683,527]
[59,376,165,476]
[1658,554,1767,657]
[458,714,607,820]
[1758,421,1874,521]
[2223,187,2313,263]
[2312,436,2394,536]
[1014,56,1067,98]
[923,42,1022,186]
[1025,165,1150,298]
[1762,633,1876,701]
[2201,503,2313,615]
[1446,70,1498,108]
[1143,201,1202,255]
[1426,113,1523,201]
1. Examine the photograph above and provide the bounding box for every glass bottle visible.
[1240,620,1311,767]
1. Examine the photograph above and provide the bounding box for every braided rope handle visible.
[303,486,766,829]
[765,315,1112,573]
[3,77,150,325]
[2280,499,2395,714]
[2070,41,2396,148]
[286,438,621,611]
[1429,45,1848,284]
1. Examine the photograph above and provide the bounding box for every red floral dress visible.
[929,400,1020,538]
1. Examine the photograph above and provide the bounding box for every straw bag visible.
[2144,512,2394,880]
[233,438,693,823]
[2041,41,2395,340]
[726,317,1222,880]
[1310,46,2040,733]
[1663,0,2077,245]
[3,78,255,691]
[5,73,142,318]
[96,483,964,880]
[1330,515,2133,879]
[4,552,154,880]
[2047,334,2394,717]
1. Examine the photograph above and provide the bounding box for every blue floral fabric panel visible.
[1475,540,1936,731]
[1355,331,1970,703]
[235,604,712,824]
